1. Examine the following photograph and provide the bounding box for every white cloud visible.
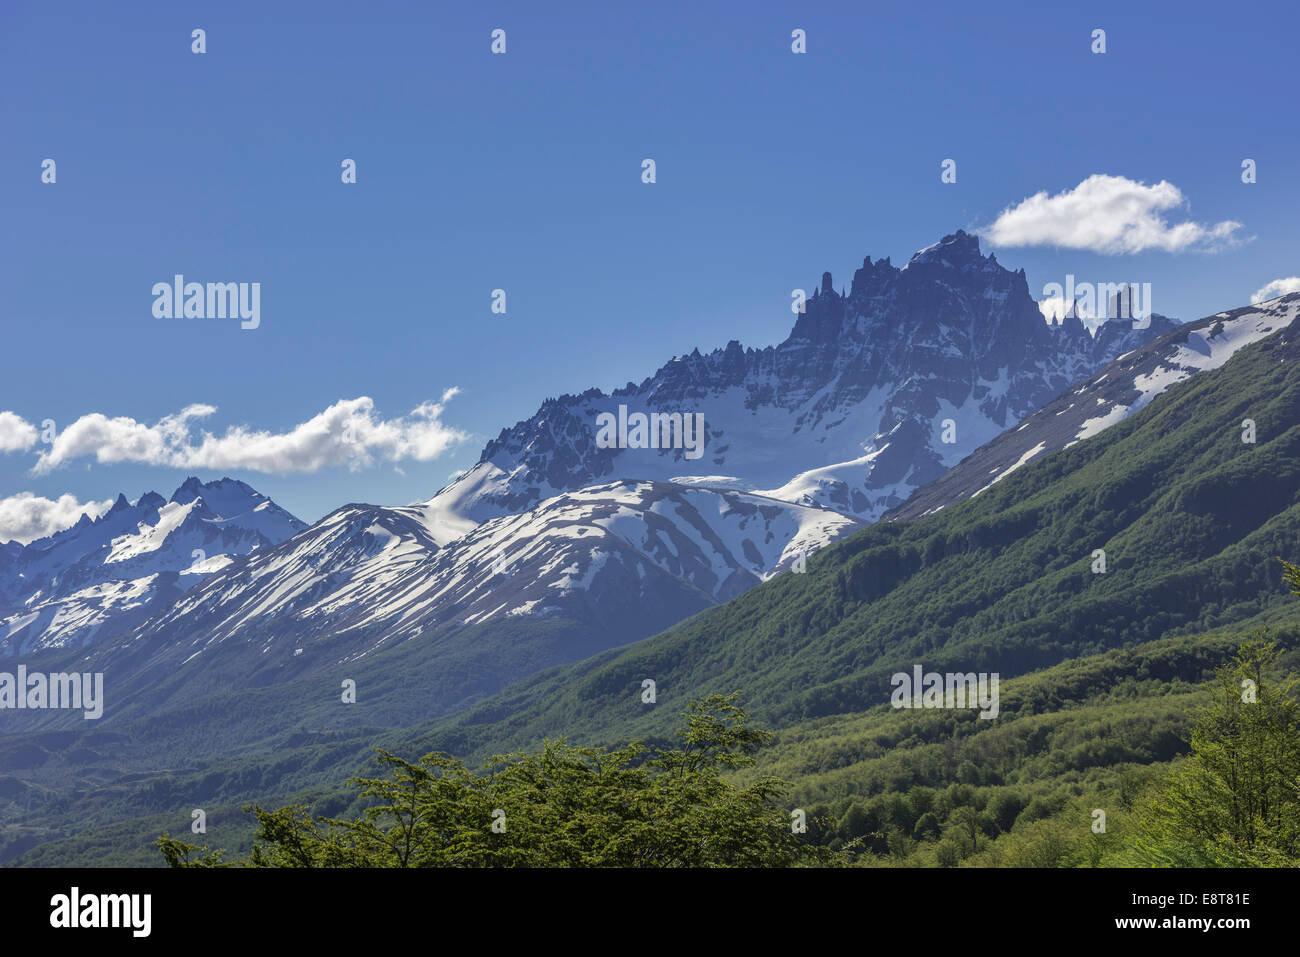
[0,411,38,453]
[1251,277,1300,304]
[31,391,470,475]
[983,175,1244,254]
[0,492,114,545]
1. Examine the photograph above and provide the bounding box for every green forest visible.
[155,625,1300,867]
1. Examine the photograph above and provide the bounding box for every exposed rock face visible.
[440,230,1178,529]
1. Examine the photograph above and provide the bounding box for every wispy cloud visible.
[1251,277,1300,304]
[0,492,114,545]
[983,175,1244,254]
[28,391,470,475]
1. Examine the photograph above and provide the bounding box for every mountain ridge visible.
[886,293,1300,521]
[440,230,1179,535]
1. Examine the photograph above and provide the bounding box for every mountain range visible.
[6,274,1299,866]
[0,231,1190,713]
[118,479,863,668]
[5,232,1300,866]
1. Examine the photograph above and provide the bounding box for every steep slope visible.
[0,477,305,655]
[422,231,1178,534]
[887,293,1300,521]
[399,302,1300,753]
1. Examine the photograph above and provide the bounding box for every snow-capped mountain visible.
[123,480,863,663]
[423,231,1179,538]
[0,477,305,655]
[69,231,1181,670]
[70,231,1180,679]
[886,293,1300,521]
[6,231,1185,687]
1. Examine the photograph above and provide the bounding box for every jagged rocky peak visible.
[1052,308,1090,343]
[802,230,1029,314]
[138,491,167,510]
[850,254,897,297]
[792,228,1046,357]
[169,475,259,506]
[445,228,1184,533]
[170,475,204,504]
[906,228,986,268]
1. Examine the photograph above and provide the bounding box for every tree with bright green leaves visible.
[157,693,841,868]
[1134,632,1300,865]
[1130,561,1300,866]
[1283,558,1300,600]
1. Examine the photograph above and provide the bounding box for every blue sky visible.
[2,0,1297,535]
